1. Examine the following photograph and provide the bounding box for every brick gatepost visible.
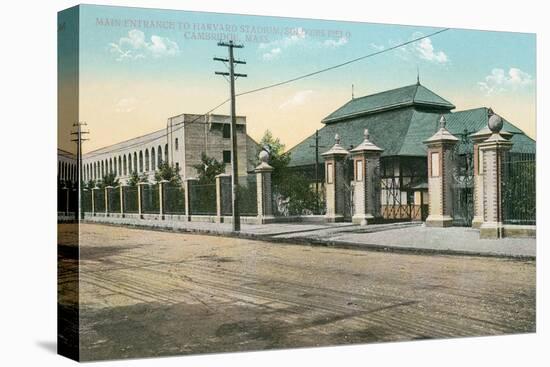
[479,113,513,239]
[322,134,350,223]
[350,129,383,225]
[424,115,459,227]
[470,109,513,229]
[255,150,274,224]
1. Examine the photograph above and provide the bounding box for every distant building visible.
[82,113,260,184]
[287,82,535,223]
[58,149,77,185]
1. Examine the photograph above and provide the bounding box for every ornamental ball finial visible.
[258,149,269,164]
[364,129,369,140]
[439,115,446,129]
[335,133,340,145]
[488,113,503,133]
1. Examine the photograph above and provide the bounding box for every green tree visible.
[259,130,323,215]
[84,179,96,190]
[259,130,291,189]
[97,172,119,189]
[193,153,226,184]
[127,170,148,187]
[154,162,182,186]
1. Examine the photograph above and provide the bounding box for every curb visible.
[81,220,536,261]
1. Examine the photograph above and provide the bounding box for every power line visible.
[82,28,449,161]
[236,28,450,97]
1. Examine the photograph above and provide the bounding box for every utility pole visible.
[71,121,89,220]
[214,40,247,232]
[309,130,326,198]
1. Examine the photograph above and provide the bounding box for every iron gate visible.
[450,130,474,226]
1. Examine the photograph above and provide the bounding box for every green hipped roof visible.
[322,83,455,123]
[288,95,535,168]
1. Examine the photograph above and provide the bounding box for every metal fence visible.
[502,153,536,225]
[81,190,92,212]
[123,186,138,213]
[108,188,120,213]
[272,179,325,216]
[190,183,216,215]
[163,185,186,214]
[94,190,105,212]
[238,175,258,216]
[141,184,160,214]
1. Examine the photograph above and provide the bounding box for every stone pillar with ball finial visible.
[423,115,459,227]
[322,134,350,222]
[469,108,513,229]
[350,129,384,225]
[255,148,275,224]
[478,111,513,239]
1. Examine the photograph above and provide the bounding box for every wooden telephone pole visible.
[214,41,247,232]
[71,121,89,220]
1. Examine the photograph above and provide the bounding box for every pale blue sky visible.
[69,4,536,151]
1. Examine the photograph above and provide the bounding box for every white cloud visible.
[279,90,313,109]
[323,37,348,48]
[259,28,348,61]
[379,33,449,65]
[108,29,180,61]
[115,97,138,113]
[262,47,281,61]
[259,27,306,61]
[414,37,448,63]
[478,67,533,95]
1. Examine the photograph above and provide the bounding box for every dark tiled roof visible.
[322,84,455,123]
[288,92,535,168]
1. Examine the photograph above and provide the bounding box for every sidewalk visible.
[84,216,536,258]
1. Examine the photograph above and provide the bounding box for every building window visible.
[175,138,179,151]
[326,162,334,184]
[222,124,231,139]
[157,145,162,166]
[223,150,231,164]
[355,159,363,182]
[431,152,440,177]
[175,162,179,172]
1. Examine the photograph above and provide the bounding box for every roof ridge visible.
[351,83,418,102]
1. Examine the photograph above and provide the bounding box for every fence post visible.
[321,134,350,222]
[137,182,146,219]
[423,115,459,227]
[470,116,512,229]
[350,129,383,226]
[64,187,70,216]
[105,186,113,216]
[91,187,97,216]
[159,180,168,219]
[184,178,198,221]
[119,185,125,217]
[255,151,274,224]
[215,174,231,223]
[479,113,513,239]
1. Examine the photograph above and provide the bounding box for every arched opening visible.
[151,147,156,171]
[164,143,168,163]
[158,145,162,166]
[123,155,127,175]
[145,149,150,172]
[139,151,144,172]
[133,152,137,173]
